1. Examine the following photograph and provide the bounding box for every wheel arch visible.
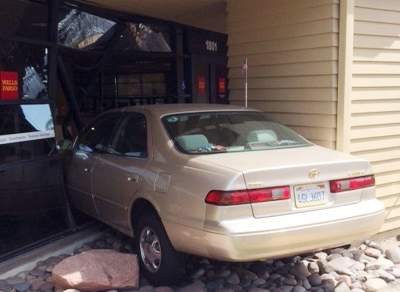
[130,197,160,234]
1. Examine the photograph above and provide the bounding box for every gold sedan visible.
[65,104,385,285]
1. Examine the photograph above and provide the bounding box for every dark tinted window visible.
[0,0,48,41]
[78,113,121,152]
[113,113,147,158]
[0,139,53,164]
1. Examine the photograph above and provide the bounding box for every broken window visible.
[58,9,116,49]
[126,23,172,53]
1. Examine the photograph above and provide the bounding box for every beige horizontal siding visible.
[227,0,339,148]
[351,112,400,126]
[352,87,400,100]
[229,61,338,78]
[228,0,339,24]
[229,88,338,101]
[352,0,400,233]
[228,34,339,57]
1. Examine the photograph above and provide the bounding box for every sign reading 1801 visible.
[205,40,218,52]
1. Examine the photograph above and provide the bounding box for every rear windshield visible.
[162,111,311,154]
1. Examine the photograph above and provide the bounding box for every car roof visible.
[111,103,259,118]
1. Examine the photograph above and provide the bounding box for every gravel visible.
[3,230,400,292]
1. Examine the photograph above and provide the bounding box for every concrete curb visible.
[0,225,104,280]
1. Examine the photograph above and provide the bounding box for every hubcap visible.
[139,227,162,273]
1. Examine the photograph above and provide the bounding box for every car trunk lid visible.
[195,146,372,218]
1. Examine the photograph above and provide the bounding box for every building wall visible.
[351,0,400,233]
[227,0,340,149]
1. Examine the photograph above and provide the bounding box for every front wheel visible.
[135,213,186,285]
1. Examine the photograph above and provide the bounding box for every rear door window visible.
[111,113,147,158]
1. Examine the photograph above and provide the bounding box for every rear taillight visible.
[205,186,291,206]
[248,186,291,203]
[330,175,375,193]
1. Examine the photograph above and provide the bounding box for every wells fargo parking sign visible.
[0,71,19,101]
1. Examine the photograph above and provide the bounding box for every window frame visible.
[76,112,123,153]
[0,103,57,166]
[109,112,149,159]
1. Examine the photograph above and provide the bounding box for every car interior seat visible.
[247,129,278,144]
[175,134,211,152]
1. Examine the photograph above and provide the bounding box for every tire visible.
[134,212,186,285]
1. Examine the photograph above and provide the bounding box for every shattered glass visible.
[58,9,116,49]
[23,66,47,100]
[127,23,172,52]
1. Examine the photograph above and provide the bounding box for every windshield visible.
[162,111,311,154]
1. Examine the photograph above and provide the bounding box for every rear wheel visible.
[135,213,186,285]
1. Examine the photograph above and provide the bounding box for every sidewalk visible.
[0,224,104,280]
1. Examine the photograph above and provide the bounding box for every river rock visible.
[226,273,240,285]
[390,267,400,278]
[334,282,351,292]
[308,262,319,274]
[314,252,328,261]
[378,270,394,282]
[291,263,310,280]
[364,278,387,292]
[178,281,207,292]
[154,287,174,292]
[293,286,305,292]
[385,247,400,264]
[13,282,31,292]
[366,257,394,271]
[326,257,360,276]
[308,273,322,286]
[248,288,270,292]
[364,248,381,259]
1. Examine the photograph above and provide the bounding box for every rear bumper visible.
[165,199,385,261]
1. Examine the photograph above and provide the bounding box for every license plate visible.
[294,183,328,208]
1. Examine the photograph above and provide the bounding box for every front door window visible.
[78,113,122,153]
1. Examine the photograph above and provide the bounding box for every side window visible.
[78,114,121,152]
[113,113,147,158]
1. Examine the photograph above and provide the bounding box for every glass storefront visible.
[0,107,69,257]
[0,0,70,257]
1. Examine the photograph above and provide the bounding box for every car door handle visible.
[127,175,140,183]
